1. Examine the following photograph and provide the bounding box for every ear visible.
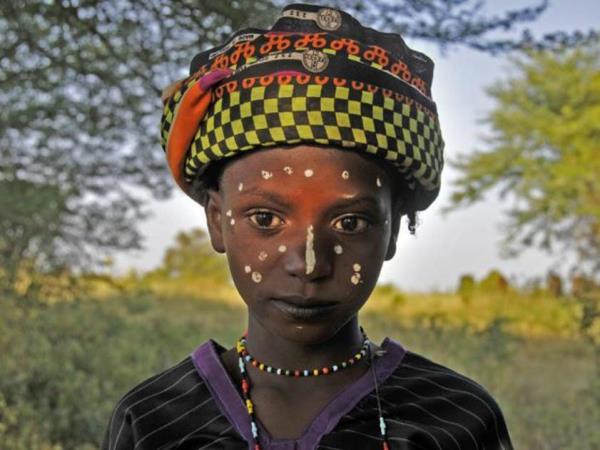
[204,189,226,253]
[384,212,401,260]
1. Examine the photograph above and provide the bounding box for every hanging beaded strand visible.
[236,327,390,450]
[236,346,261,450]
[369,344,390,450]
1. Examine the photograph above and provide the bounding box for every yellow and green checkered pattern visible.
[185,81,443,190]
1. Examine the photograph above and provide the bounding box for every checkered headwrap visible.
[160,3,444,210]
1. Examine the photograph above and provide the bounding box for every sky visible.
[114,1,599,292]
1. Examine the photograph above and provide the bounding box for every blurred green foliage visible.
[1,289,599,449]
[448,43,600,272]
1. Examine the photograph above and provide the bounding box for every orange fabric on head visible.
[165,68,233,194]
[165,83,213,194]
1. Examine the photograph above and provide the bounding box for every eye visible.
[248,210,284,229]
[332,215,370,233]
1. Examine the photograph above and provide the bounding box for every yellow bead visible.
[246,399,254,413]
[313,369,319,376]
[259,363,265,370]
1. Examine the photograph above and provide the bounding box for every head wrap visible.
[160,3,444,210]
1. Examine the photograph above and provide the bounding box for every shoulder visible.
[392,350,499,409]
[102,356,210,450]
[113,356,202,412]
[383,349,514,449]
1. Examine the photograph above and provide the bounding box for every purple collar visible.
[191,337,406,450]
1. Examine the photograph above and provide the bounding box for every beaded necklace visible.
[235,328,390,450]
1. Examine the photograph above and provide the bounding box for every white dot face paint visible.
[258,251,268,261]
[226,209,232,217]
[252,271,262,283]
[341,170,350,180]
[351,262,362,285]
[230,218,235,225]
[305,225,316,275]
[283,166,293,175]
[376,177,382,187]
[238,182,244,191]
[244,265,252,274]
[278,245,287,253]
[334,244,343,255]
[304,169,314,178]
[261,170,273,180]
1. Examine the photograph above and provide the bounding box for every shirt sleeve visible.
[101,401,135,450]
[481,395,515,450]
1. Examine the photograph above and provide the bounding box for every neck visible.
[243,315,365,370]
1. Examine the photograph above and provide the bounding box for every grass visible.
[0,288,598,449]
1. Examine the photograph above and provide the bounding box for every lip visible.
[271,297,337,320]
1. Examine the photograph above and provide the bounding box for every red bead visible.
[242,379,249,393]
[252,360,258,367]
[349,358,355,365]
[322,367,330,375]
[294,370,301,377]
[255,445,261,450]
[383,442,390,450]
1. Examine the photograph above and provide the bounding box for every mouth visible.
[271,297,337,320]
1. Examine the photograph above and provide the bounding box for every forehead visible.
[219,145,392,204]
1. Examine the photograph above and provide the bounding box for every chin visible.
[265,312,354,346]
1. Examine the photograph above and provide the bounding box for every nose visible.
[282,225,333,281]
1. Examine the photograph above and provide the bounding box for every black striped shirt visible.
[102,338,513,449]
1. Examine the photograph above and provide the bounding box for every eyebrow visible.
[240,188,383,211]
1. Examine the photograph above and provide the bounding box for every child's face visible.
[205,145,400,343]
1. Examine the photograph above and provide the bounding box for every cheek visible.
[335,236,387,290]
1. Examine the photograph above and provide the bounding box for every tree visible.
[0,0,277,293]
[157,228,230,282]
[328,0,597,54]
[447,44,600,273]
[1,1,596,295]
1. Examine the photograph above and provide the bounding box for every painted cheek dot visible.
[351,273,361,285]
[252,271,262,283]
[238,182,244,191]
[230,218,235,225]
[278,245,287,253]
[304,169,314,178]
[261,170,273,179]
[353,263,362,272]
[226,209,232,217]
[376,177,382,187]
[334,244,343,255]
[341,170,350,180]
[258,251,268,261]
[244,265,252,274]
[283,166,293,175]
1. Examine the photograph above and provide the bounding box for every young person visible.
[103,4,514,449]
